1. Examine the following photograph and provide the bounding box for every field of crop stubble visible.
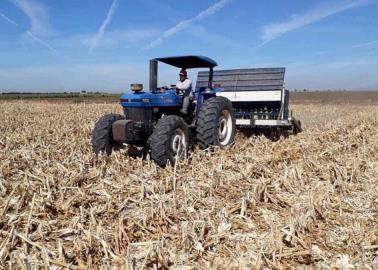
[0,94,377,269]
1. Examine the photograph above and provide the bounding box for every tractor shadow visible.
[120,128,297,165]
[237,128,290,142]
[122,146,149,159]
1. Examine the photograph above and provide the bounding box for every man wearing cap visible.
[176,68,193,114]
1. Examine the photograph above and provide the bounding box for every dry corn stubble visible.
[0,101,377,269]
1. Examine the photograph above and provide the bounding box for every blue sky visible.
[0,0,378,92]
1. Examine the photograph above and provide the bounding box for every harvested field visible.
[0,101,377,269]
[291,91,378,105]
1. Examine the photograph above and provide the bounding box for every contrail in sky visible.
[260,0,369,46]
[3,1,60,54]
[0,11,18,26]
[90,0,119,52]
[10,0,52,36]
[26,31,60,54]
[1,10,58,53]
[348,39,378,49]
[144,0,231,49]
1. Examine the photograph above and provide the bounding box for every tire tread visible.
[196,96,236,149]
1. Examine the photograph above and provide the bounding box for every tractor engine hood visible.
[120,90,182,108]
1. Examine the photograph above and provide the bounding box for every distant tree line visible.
[292,89,349,92]
[0,91,121,100]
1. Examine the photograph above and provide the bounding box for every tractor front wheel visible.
[150,115,189,166]
[92,114,124,155]
[196,96,236,149]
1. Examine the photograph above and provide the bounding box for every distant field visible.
[291,90,378,104]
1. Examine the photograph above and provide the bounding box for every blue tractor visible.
[91,56,236,166]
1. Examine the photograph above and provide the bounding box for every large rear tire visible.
[196,96,236,149]
[92,114,124,155]
[150,115,189,166]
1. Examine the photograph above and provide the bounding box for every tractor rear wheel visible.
[196,96,236,149]
[92,114,124,155]
[150,115,189,166]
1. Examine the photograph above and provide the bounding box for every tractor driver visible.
[176,68,193,114]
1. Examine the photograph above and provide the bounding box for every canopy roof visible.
[154,55,218,69]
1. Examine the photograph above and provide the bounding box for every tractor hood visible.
[120,90,182,108]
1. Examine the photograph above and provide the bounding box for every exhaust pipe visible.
[149,59,158,91]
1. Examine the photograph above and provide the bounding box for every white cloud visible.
[326,59,369,69]
[0,62,191,92]
[347,39,378,49]
[0,11,18,26]
[314,38,378,56]
[144,0,231,49]
[1,58,377,92]
[10,0,52,36]
[90,0,119,52]
[0,64,147,92]
[8,0,59,54]
[261,0,369,46]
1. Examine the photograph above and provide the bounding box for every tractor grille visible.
[123,107,152,122]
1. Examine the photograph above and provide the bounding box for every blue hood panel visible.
[120,90,182,108]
